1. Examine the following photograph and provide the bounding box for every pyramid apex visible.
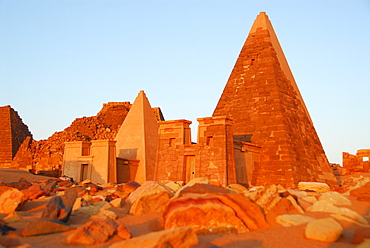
[250,11,271,34]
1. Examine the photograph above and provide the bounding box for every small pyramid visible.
[213,12,336,187]
[115,91,159,184]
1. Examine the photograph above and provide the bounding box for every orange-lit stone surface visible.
[115,91,160,184]
[0,106,32,167]
[2,12,338,190]
[213,12,336,188]
[343,149,370,175]
[8,102,131,173]
[154,116,236,186]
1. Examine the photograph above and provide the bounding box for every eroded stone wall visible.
[343,150,370,175]
[0,106,32,167]
[155,117,236,186]
[11,102,131,172]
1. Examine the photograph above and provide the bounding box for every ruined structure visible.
[0,106,32,167]
[343,149,370,175]
[211,12,336,188]
[152,12,337,187]
[1,102,132,173]
[2,12,339,188]
[62,91,162,184]
[155,116,237,186]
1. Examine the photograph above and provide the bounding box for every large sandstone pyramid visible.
[213,12,336,187]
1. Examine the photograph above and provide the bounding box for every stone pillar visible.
[154,119,192,182]
[197,116,236,186]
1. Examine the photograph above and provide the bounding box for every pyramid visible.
[115,91,159,184]
[213,12,336,187]
[0,105,32,167]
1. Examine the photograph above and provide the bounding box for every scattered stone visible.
[21,218,74,237]
[185,177,209,187]
[286,195,304,214]
[0,178,32,191]
[68,186,87,197]
[127,181,174,216]
[177,183,231,197]
[343,177,370,194]
[91,209,117,220]
[116,224,131,240]
[305,218,343,242]
[166,194,248,234]
[72,197,83,211]
[42,180,58,194]
[227,184,249,193]
[80,179,92,184]
[86,183,103,194]
[65,218,118,245]
[307,200,368,225]
[114,181,141,200]
[57,180,74,188]
[0,186,27,214]
[109,227,198,248]
[276,214,314,227]
[249,184,283,213]
[164,193,268,234]
[41,188,77,222]
[319,191,351,206]
[165,181,182,192]
[73,201,112,217]
[296,198,313,212]
[266,197,301,224]
[350,181,370,202]
[81,192,94,206]
[109,197,124,208]
[21,184,47,200]
[330,214,370,227]
[298,182,331,193]
[301,196,317,204]
[287,189,308,198]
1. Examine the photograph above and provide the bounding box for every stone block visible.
[305,218,343,242]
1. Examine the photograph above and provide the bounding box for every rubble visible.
[0,174,368,247]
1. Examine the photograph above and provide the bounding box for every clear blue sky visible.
[0,0,369,165]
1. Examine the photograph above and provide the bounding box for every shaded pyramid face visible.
[213,12,336,187]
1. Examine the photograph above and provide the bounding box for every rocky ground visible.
[0,168,369,248]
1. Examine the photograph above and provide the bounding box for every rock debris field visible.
[0,168,369,248]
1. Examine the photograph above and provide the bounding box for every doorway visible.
[80,164,89,181]
[185,155,196,182]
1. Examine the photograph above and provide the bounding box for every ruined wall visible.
[343,149,370,175]
[0,106,32,167]
[11,102,131,172]
[155,117,236,186]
